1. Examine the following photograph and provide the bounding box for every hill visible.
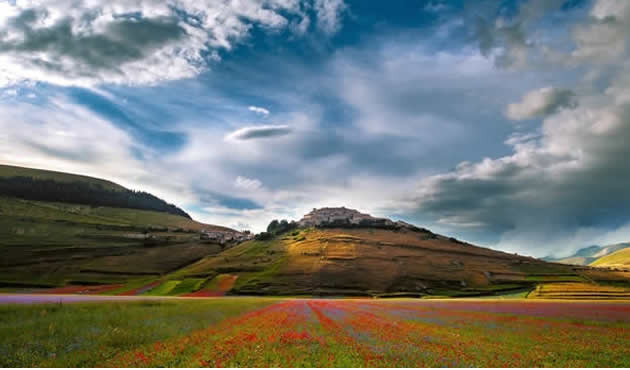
[0,165,252,290]
[4,196,630,298]
[0,164,189,218]
[170,207,630,298]
[590,247,630,268]
[0,164,126,191]
[543,243,630,265]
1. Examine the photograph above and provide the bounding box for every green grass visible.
[203,274,229,291]
[97,278,156,295]
[0,298,278,367]
[168,278,206,296]
[143,281,182,296]
[0,196,226,286]
[524,275,586,282]
[476,288,533,299]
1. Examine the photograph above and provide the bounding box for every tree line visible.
[0,176,191,218]
[255,219,298,240]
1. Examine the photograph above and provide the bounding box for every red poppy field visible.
[2,297,629,367]
[105,299,630,368]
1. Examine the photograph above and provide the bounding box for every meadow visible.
[0,297,277,367]
[1,298,629,367]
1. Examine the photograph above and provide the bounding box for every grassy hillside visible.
[590,247,630,268]
[168,227,629,297]
[0,196,233,287]
[0,164,125,191]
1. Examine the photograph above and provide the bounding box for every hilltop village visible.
[298,207,423,231]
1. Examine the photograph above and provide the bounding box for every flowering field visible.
[2,298,630,367]
[104,299,630,368]
[0,297,277,367]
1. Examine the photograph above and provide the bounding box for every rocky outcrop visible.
[298,207,425,232]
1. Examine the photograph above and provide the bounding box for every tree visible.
[267,220,280,233]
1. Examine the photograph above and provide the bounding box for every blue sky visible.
[2,0,630,257]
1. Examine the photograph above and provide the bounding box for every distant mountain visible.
[0,164,190,218]
[544,243,630,266]
[175,207,625,297]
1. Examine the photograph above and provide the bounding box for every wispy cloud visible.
[248,106,270,116]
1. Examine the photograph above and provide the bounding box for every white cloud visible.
[570,0,630,64]
[314,0,347,34]
[2,89,17,97]
[0,0,347,88]
[248,105,270,116]
[0,96,144,185]
[235,176,263,191]
[505,86,575,121]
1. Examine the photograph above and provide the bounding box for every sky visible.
[1,0,630,258]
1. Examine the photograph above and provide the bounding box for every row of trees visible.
[0,176,191,218]
[255,219,298,240]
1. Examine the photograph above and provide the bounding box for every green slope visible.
[590,247,630,268]
[0,196,234,287]
[0,165,243,290]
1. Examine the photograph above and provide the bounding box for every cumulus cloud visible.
[225,125,293,141]
[505,87,575,121]
[248,106,270,116]
[407,95,630,256]
[0,0,347,87]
